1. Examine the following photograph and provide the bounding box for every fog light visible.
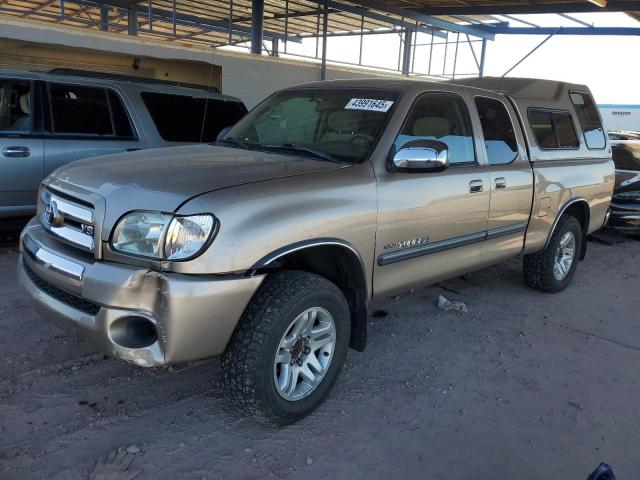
[109,316,158,349]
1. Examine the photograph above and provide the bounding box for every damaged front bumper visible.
[18,220,264,367]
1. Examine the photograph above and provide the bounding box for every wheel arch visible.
[544,197,590,260]
[252,238,369,352]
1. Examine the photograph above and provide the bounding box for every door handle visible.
[2,146,30,158]
[469,179,484,193]
[494,177,507,189]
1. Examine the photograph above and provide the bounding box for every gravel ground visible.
[1,228,639,480]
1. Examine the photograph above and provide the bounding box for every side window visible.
[0,79,31,134]
[570,92,606,149]
[528,109,579,149]
[201,99,247,142]
[142,92,242,143]
[49,84,112,135]
[474,97,518,165]
[107,90,135,139]
[394,92,475,165]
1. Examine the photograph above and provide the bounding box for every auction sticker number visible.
[345,98,394,112]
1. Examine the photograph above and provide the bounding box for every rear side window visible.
[528,109,579,149]
[395,92,476,165]
[474,97,518,165]
[108,90,135,139]
[49,84,112,135]
[570,92,606,149]
[141,92,246,142]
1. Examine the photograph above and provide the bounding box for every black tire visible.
[220,270,350,426]
[523,215,583,293]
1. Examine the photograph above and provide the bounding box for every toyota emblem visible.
[44,201,63,227]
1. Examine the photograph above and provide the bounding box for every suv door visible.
[473,95,534,262]
[43,82,147,176]
[0,77,45,217]
[373,91,490,296]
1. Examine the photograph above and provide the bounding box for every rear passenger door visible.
[473,94,534,261]
[0,77,45,215]
[43,82,146,176]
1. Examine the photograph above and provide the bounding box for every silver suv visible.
[0,69,246,218]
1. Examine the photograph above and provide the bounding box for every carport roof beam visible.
[79,0,302,43]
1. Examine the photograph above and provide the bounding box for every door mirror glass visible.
[392,140,449,172]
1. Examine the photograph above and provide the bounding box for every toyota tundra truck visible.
[18,77,614,425]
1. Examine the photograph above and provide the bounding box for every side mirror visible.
[391,140,449,173]
[217,125,233,141]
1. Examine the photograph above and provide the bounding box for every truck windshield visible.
[221,89,398,163]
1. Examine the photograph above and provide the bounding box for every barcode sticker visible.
[345,98,394,112]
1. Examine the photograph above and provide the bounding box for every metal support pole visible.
[501,32,557,77]
[320,0,329,80]
[272,38,279,56]
[410,23,418,73]
[100,5,109,31]
[250,0,264,55]
[60,0,64,18]
[172,0,176,36]
[427,27,434,75]
[284,0,289,53]
[147,0,152,32]
[315,8,320,58]
[358,14,364,65]
[401,27,412,75]
[228,0,233,44]
[479,38,487,76]
[452,33,459,79]
[127,7,138,36]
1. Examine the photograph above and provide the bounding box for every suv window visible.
[570,92,606,149]
[49,84,112,135]
[528,109,579,149]
[108,90,135,139]
[47,84,136,139]
[394,92,475,165]
[141,92,246,142]
[475,96,518,165]
[0,80,31,134]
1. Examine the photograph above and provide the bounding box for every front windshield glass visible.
[222,89,398,163]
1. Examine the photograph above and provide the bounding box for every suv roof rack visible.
[47,68,221,94]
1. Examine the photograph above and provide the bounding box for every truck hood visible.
[49,144,348,216]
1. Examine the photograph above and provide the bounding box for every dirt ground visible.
[1,229,639,480]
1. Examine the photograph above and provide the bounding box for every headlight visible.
[111,211,216,260]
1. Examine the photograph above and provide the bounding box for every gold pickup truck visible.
[18,77,614,425]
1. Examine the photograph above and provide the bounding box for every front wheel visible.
[221,270,350,425]
[523,215,583,293]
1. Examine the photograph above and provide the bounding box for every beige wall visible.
[0,39,221,90]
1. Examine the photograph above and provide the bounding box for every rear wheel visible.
[523,215,583,293]
[221,270,350,425]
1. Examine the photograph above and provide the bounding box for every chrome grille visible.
[40,188,96,252]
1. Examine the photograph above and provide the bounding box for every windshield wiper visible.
[215,137,251,150]
[262,143,345,163]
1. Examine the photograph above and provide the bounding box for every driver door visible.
[373,91,490,297]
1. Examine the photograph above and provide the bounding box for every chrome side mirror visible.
[391,140,449,173]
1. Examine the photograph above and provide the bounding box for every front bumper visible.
[18,221,264,366]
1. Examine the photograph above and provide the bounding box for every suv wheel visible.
[523,215,583,293]
[221,270,350,425]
